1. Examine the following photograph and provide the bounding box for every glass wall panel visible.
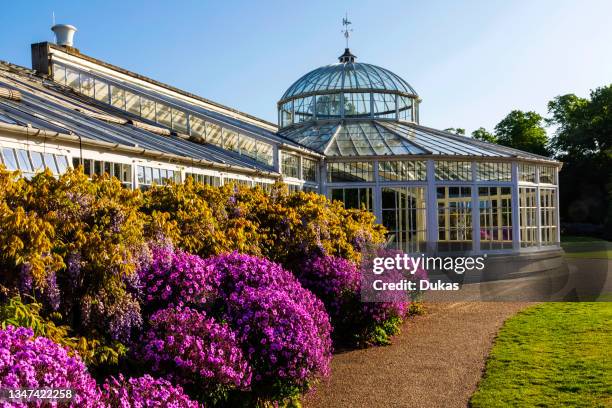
[16,149,33,173]
[477,162,511,181]
[172,108,188,134]
[294,96,315,123]
[372,93,396,119]
[66,67,80,90]
[539,166,556,184]
[327,162,375,182]
[519,187,538,247]
[43,153,58,174]
[223,129,239,152]
[540,188,557,245]
[52,64,66,84]
[280,101,293,127]
[125,91,141,116]
[1,148,18,171]
[382,187,427,253]
[378,160,427,181]
[185,173,221,187]
[281,152,300,178]
[331,187,373,211]
[398,96,413,121]
[257,143,274,166]
[110,85,125,110]
[30,151,44,172]
[302,158,318,182]
[156,103,172,128]
[343,92,370,117]
[315,94,342,119]
[435,161,472,181]
[437,186,473,251]
[479,187,513,250]
[519,164,537,183]
[94,78,109,103]
[141,97,156,121]
[206,122,223,147]
[238,135,258,160]
[189,115,206,138]
[224,177,252,187]
[80,73,95,98]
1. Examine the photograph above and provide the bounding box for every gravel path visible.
[304,302,532,408]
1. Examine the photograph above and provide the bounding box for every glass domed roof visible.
[280,49,417,102]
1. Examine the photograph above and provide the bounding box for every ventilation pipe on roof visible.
[51,24,77,47]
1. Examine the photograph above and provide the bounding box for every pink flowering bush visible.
[101,374,200,408]
[299,255,416,346]
[138,306,251,401]
[0,325,102,408]
[137,244,218,312]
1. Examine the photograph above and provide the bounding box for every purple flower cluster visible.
[138,244,217,311]
[101,374,200,408]
[81,289,142,343]
[0,325,102,408]
[139,307,251,392]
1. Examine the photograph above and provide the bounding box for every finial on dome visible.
[338,48,356,63]
[341,13,353,49]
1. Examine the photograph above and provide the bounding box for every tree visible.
[471,127,497,143]
[494,110,550,156]
[444,127,465,135]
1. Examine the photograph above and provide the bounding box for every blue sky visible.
[1,0,611,134]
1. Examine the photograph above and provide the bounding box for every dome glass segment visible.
[278,49,419,128]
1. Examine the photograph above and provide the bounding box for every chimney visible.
[51,24,77,47]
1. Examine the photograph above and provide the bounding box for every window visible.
[294,96,315,123]
[435,161,472,181]
[16,149,33,173]
[257,143,274,166]
[55,155,68,174]
[52,64,66,84]
[315,94,341,118]
[437,186,473,251]
[189,115,206,138]
[343,93,370,117]
[30,151,45,172]
[477,162,511,181]
[156,104,172,128]
[540,188,557,245]
[302,158,318,182]
[137,165,176,189]
[281,152,300,179]
[397,96,413,121]
[238,135,258,160]
[519,187,538,247]
[224,177,252,187]
[110,85,125,110]
[539,166,556,184]
[76,158,132,186]
[519,164,536,183]
[479,187,513,250]
[141,97,156,121]
[280,101,293,127]
[172,108,188,134]
[2,147,18,171]
[382,187,427,253]
[206,122,223,147]
[185,173,221,187]
[66,68,80,90]
[223,129,239,153]
[125,91,141,116]
[94,78,109,103]
[372,93,396,119]
[378,160,427,181]
[327,162,375,182]
[80,73,95,98]
[331,187,373,211]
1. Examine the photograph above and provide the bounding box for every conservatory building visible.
[278,49,561,255]
[0,26,561,257]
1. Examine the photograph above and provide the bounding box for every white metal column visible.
[426,159,438,253]
[511,162,521,251]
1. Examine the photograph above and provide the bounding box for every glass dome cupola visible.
[278,49,419,128]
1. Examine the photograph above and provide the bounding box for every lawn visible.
[470,302,612,407]
[561,236,612,259]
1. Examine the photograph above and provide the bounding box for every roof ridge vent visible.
[51,24,77,47]
[338,48,356,63]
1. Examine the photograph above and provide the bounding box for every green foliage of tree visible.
[471,127,498,143]
[444,127,466,135]
[494,110,550,156]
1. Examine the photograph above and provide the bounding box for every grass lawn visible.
[470,303,612,407]
[561,236,612,259]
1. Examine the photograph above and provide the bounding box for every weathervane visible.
[342,13,353,48]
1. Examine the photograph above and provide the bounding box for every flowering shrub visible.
[299,255,416,346]
[225,287,332,400]
[0,325,102,407]
[137,243,217,312]
[101,374,200,408]
[139,306,251,400]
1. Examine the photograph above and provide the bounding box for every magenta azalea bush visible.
[0,325,102,408]
[139,307,251,396]
[137,244,217,312]
[299,255,414,346]
[101,374,200,408]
